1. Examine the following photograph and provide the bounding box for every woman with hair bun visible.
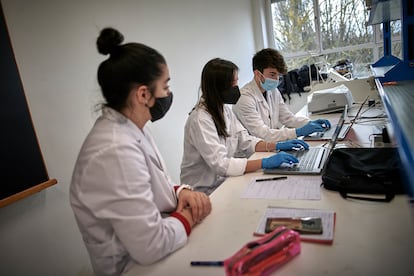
[70,27,211,275]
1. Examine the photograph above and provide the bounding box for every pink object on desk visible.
[224,226,300,276]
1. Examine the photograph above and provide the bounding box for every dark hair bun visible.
[96,27,124,55]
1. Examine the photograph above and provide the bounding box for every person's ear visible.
[134,85,150,105]
[254,70,262,81]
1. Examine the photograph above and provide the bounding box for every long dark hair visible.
[200,58,238,138]
[96,27,166,111]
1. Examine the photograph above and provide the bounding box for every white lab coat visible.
[233,79,310,142]
[70,107,187,276]
[180,103,262,195]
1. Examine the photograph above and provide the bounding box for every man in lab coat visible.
[233,48,330,142]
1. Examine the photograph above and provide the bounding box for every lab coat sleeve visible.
[233,113,262,158]
[189,110,247,176]
[233,92,298,142]
[79,143,187,266]
[276,92,310,128]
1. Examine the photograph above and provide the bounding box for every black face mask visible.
[221,86,241,104]
[150,92,173,122]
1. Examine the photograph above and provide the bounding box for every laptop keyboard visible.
[320,127,334,137]
[291,148,320,170]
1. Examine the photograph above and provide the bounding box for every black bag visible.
[322,148,405,202]
[278,69,304,102]
[297,64,327,88]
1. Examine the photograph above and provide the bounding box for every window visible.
[268,0,401,78]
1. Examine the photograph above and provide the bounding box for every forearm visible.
[255,140,276,152]
[245,159,263,173]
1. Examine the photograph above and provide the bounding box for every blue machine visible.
[369,0,414,206]
[370,0,414,82]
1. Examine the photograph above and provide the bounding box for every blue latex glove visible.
[311,119,331,129]
[296,121,325,137]
[276,139,309,151]
[262,151,299,169]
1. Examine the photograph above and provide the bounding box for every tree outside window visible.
[269,0,401,78]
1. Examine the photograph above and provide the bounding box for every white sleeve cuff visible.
[176,184,193,198]
[226,157,247,176]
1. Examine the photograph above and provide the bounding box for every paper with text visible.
[241,176,321,200]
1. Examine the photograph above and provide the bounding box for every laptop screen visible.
[326,105,347,150]
[349,95,369,126]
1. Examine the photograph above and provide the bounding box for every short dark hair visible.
[200,58,238,138]
[252,48,287,74]
[96,27,166,111]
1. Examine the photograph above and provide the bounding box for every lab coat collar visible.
[101,107,166,169]
[246,79,271,110]
[101,106,145,139]
[102,106,129,124]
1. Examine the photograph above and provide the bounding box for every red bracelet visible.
[170,212,191,236]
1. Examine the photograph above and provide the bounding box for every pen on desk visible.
[190,261,224,266]
[256,176,288,182]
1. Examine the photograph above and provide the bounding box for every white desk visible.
[126,172,414,275]
[126,108,414,276]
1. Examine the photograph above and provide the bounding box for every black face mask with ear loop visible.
[221,85,240,104]
[221,86,241,104]
[150,92,173,122]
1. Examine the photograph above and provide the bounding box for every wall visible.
[0,0,257,275]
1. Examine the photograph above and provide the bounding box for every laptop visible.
[304,96,368,141]
[263,114,344,175]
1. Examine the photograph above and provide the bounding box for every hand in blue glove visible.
[276,139,309,151]
[262,151,299,169]
[296,121,325,137]
[311,119,331,129]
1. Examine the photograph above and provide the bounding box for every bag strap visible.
[339,191,395,202]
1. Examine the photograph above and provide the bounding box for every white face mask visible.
[258,71,280,91]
